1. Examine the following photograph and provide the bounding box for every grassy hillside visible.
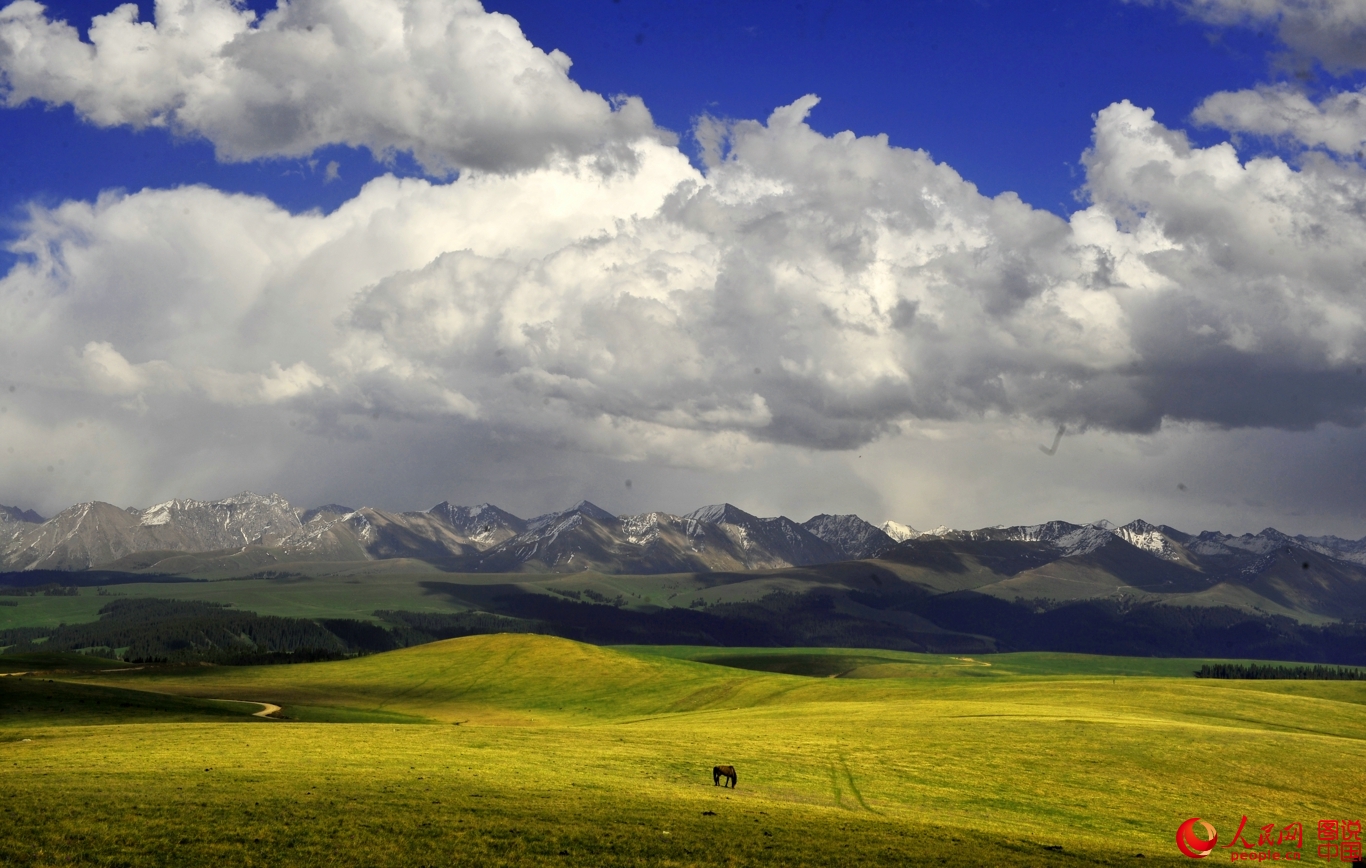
[1,635,1360,865]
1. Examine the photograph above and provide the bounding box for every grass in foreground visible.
[2,722,1132,867]
[2,635,1363,866]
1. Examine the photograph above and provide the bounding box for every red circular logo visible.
[1177,818,1218,859]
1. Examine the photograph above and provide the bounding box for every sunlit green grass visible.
[3,634,1363,866]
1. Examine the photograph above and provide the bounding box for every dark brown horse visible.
[713,765,737,788]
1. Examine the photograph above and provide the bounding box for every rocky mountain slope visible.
[476,501,848,574]
[0,505,44,548]
[282,507,479,564]
[0,494,878,575]
[884,520,1366,622]
[683,504,841,568]
[801,514,896,560]
[0,494,299,571]
[428,502,526,547]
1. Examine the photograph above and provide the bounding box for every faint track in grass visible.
[839,756,875,813]
[828,757,874,812]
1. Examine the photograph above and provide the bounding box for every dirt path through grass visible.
[208,699,282,718]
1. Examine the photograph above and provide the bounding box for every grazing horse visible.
[713,765,737,788]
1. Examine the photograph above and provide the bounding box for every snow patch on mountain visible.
[428,501,525,547]
[1044,524,1113,557]
[1296,533,1366,565]
[0,492,302,570]
[140,502,175,527]
[1115,520,1183,561]
[945,520,1113,557]
[526,501,616,534]
[1185,532,1239,557]
[1210,529,1291,556]
[681,504,839,566]
[620,512,674,546]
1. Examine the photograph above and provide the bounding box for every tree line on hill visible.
[1194,663,1366,680]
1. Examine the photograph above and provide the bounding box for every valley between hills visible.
[3,493,1365,665]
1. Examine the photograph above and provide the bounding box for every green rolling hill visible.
[3,634,1363,865]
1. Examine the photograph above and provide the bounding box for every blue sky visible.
[2,0,1366,535]
[0,0,1301,225]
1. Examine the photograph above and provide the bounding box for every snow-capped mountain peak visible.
[880,520,920,543]
[1114,520,1184,561]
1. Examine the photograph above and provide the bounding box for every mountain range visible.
[0,493,890,574]
[4,492,1366,626]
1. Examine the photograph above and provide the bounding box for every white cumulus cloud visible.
[1194,83,1366,156]
[5,95,1366,484]
[0,0,660,172]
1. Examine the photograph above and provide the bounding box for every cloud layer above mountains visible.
[1,0,1365,531]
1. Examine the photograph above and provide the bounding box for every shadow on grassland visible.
[414,580,1366,664]
[0,677,267,727]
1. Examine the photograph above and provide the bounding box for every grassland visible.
[0,566,756,632]
[3,636,1363,866]
[0,571,474,630]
